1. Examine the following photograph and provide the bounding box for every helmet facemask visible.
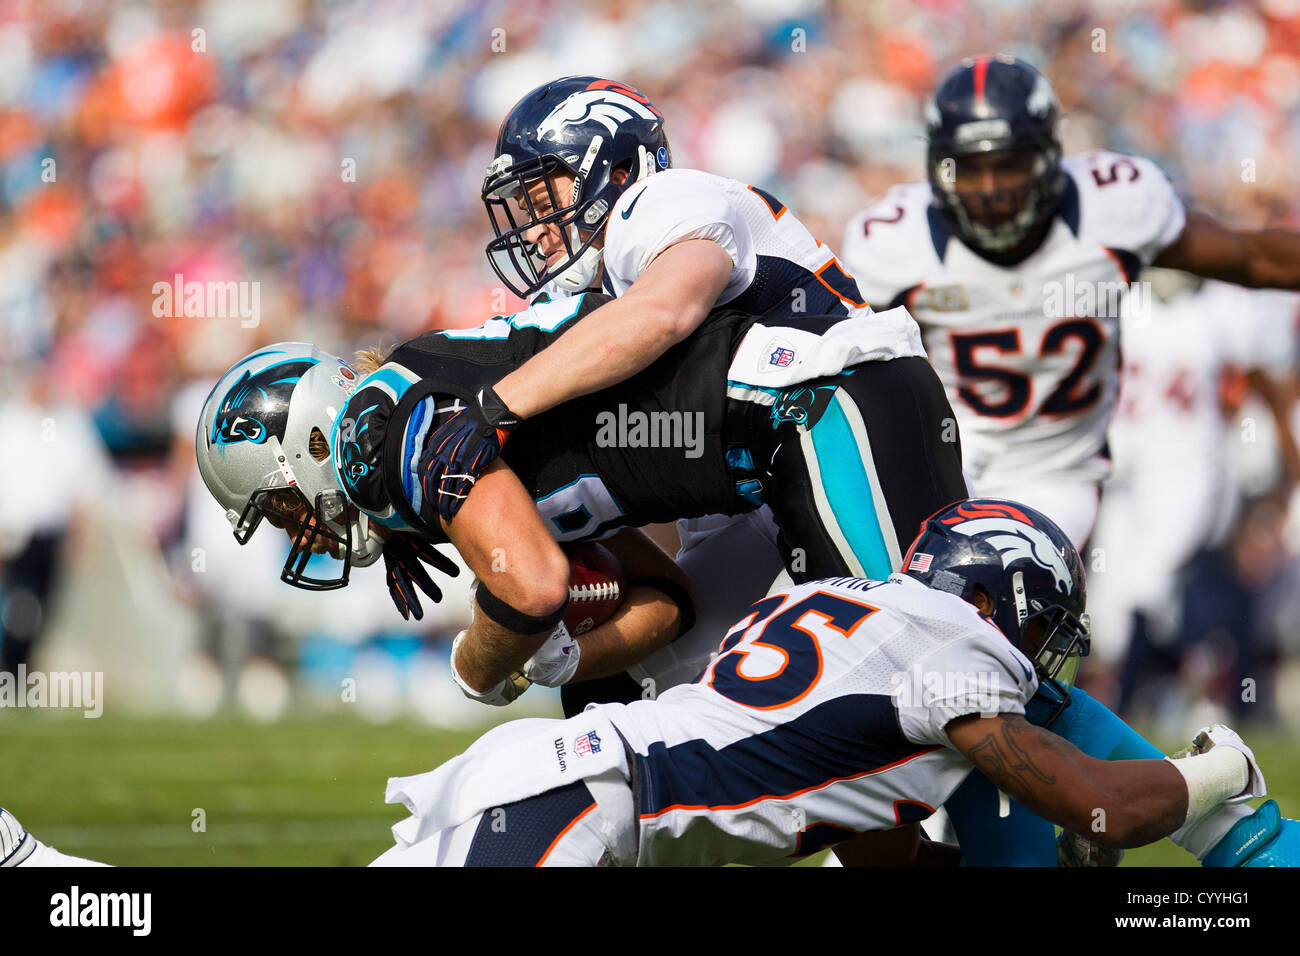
[1016,585,1091,726]
[930,144,1063,256]
[484,152,608,299]
[234,483,363,591]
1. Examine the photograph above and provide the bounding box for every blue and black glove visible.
[382,532,460,621]
[421,386,520,521]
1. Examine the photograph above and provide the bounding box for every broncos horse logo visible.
[535,87,662,143]
[209,359,317,449]
[941,501,1073,593]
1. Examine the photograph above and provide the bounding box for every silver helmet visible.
[195,343,383,590]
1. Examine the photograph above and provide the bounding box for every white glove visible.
[449,630,529,707]
[1188,724,1267,802]
[521,621,582,687]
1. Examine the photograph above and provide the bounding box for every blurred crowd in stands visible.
[2,0,1299,730]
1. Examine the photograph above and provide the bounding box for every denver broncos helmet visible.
[483,76,671,299]
[196,343,383,590]
[926,55,1065,256]
[903,498,1090,714]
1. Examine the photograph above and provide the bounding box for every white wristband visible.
[1166,748,1249,827]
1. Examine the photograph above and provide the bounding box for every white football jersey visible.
[599,574,1037,867]
[1087,279,1298,660]
[841,150,1186,488]
[596,165,925,692]
[602,167,923,359]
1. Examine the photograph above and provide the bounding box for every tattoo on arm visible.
[965,717,1057,802]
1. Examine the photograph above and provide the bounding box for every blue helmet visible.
[903,498,1090,712]
[482,76,671,299]
[926,55,1065,256]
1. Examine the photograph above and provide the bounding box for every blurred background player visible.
[841,55,1300,547]
[1088,271,1300,727]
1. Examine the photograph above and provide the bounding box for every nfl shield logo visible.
[770,347,795,367]
[574,731,602,756]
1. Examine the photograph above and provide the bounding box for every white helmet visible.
[195,343,383,590]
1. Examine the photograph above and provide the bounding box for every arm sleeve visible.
[892,631,1038,749]
[601,172,754,295]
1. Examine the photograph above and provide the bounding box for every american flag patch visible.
[908,553,933,572]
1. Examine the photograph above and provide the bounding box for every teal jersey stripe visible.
[808,395,893,578]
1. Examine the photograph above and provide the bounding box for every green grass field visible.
[3,712,1296,866]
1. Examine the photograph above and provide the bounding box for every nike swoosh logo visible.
[620,187,648,219]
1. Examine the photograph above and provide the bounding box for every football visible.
[562,541,626,635]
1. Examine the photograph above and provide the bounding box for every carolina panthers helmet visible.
[195,343,383,590]
[926,55,1065,257]
[483,76,671,298]
[902,498,1090,714]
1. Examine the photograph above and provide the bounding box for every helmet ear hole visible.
[308,427,330,462]
[969,583,995,619]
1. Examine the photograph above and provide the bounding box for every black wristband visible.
[474,579,568,634]
[477,385,521,430]
[626,575,697,640]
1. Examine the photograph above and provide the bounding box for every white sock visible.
[18,838,112,867]
[1169,803,1253,861]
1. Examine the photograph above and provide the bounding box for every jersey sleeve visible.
[839,183,934,311]
[601,169,755,297]
[892,628,1038,749]
[1071,151,1187,267]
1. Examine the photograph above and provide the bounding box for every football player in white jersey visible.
[362,500,1279,866]
[840,54,1300,548]
[423,75,959,706]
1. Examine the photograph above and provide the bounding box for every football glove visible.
[449,629,530,707]
[421,386,519,521]
[1174,724,1268,803]
[1203,800,1300,867]
[521,621,582,687]
[382,533,460,621]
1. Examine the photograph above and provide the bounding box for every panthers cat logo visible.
[209,359,317,449]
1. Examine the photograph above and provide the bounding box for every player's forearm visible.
[572,586,681,682]
[456,608,551,692]
[493,296,688,419]
[1239,230,1300,289]
[1081,759,1190,848]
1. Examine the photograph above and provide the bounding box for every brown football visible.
[562,541,626,635]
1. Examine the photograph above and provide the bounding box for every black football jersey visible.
[332,292,762,543]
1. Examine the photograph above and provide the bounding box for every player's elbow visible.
[508,561,568,620]
[628,302,699,350]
